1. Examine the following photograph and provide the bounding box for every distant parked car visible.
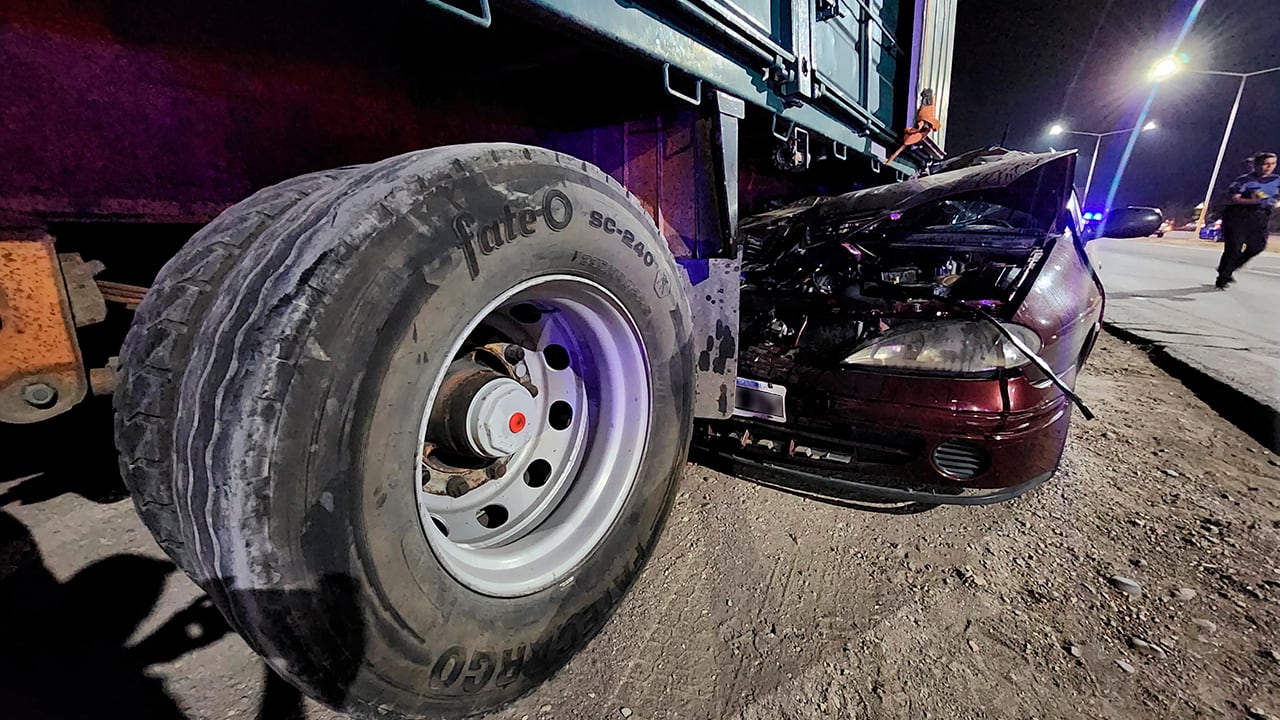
[1199,219,1222,241]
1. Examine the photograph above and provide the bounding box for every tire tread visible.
[114,170,352,568]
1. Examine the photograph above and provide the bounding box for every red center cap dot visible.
[508,412,527,434]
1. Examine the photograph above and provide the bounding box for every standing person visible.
[1216,152,1278,289]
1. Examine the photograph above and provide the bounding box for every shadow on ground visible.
[0,395,128,506]
[0,509,224,718]
[689,449,940,515]
[0,508,337,720]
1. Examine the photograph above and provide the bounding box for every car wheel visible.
[115,144,695,718]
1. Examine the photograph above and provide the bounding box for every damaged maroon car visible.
[696,148,1160,506]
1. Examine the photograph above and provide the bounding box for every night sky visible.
[947,0,1280,218]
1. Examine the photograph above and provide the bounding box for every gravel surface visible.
[3,334,1278,720]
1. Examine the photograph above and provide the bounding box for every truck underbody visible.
[2,0,953,424]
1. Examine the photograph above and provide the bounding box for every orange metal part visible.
[0,233,87,423]
[886,95,943,165]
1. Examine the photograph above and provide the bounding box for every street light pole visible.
[1196,74,1246,230]
[1083,135,1103,208]
[1191,67,1280,229]
[1151,60,1280,230]
[1049,126,1153,208]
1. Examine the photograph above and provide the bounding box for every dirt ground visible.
[3,333,1279,720]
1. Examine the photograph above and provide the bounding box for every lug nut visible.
[503,345,525,364]
[21,382,58,409]
[446,477,471,498]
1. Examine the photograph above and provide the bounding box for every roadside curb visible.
[1102,322,1280,453]
[1130,232,1280,255]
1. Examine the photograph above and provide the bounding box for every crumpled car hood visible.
[742,149,1078,238]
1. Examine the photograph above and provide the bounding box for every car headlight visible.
[841,320,1042,374]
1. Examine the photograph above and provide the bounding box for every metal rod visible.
[1196,75,1247,230]
[1061,127,1140,206]
[1190,67,1280,78]
[96,280,148,310]
[1082,135,1102,208]
[838,0,903,55]
[1063,126,1139,139]
[420,0,492,28]
[666,0,787,64]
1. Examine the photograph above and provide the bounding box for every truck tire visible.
[116,167,352,568]
[114,144,695,718]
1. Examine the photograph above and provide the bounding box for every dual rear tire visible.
[114,145,695,718]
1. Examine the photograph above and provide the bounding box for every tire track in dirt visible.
[495,334,1280,720]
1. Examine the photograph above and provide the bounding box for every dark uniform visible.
[1217,170,1278,286]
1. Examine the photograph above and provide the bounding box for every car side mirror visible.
[1101,206,1163,239]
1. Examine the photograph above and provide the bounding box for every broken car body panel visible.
[696,149,1102,504]
[740,149,1077,237]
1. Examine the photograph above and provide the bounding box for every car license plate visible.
[734,378,786,423]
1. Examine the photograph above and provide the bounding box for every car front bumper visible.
[693,372,1073,506]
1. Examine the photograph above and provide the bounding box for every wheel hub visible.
[464,377,535,457]
[415,277,652,597]
[422,346,540,498]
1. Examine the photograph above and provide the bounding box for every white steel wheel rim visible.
[415,275,652,597]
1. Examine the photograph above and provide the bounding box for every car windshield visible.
[866,195,1048,240]
[917,199,1039,231]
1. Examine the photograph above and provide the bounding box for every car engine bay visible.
[739,199,1053,375]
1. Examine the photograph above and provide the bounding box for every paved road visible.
[1090,232,1280,425]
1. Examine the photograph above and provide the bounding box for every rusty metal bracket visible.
[0,234,88,423]
[59,254,107,326]
[90,356,120,397]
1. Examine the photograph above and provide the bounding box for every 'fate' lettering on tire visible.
[453,188,574,280]
[589,211,656,268]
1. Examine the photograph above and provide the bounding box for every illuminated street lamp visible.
[1149,54,1184,82]
[1047,121,1160,208]
[1151,54,1280,229]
